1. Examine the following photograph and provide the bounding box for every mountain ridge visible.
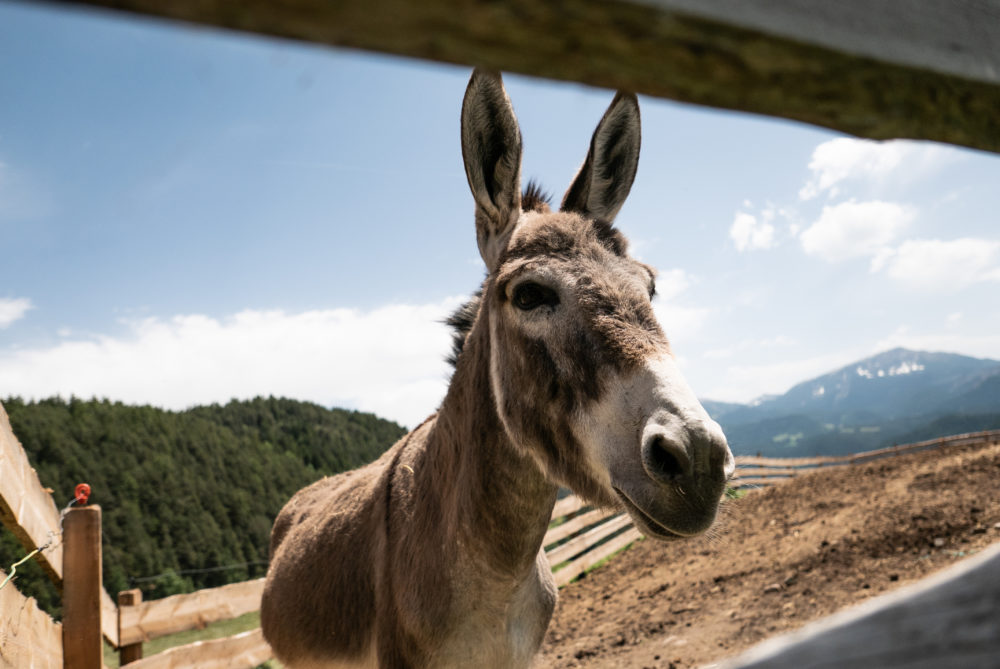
[703,348,1000,456]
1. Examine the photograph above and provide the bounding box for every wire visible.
[129,560,270,585]
[0,496,77,593]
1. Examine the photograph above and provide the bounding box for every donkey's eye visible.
[512,282,559,311]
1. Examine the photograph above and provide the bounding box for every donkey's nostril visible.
[644,435,689,482]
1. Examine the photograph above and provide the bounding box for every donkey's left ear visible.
[561,92,640,223]
[461,69,523,271]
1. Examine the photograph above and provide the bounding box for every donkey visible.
[261,69,734,669]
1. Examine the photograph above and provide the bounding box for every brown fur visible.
[261,70,733,669]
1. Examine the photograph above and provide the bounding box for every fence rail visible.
[730,430,1000,488]
[3,396,999,668]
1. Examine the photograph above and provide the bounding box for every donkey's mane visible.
[445,180,551,370]
[521,179,552,214]
[445,289,481,369]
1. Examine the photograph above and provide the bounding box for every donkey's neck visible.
[429,311,558,577]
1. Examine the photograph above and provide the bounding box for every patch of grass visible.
[725,487,747,500]
[103,611,271,668]
[772,432,804,447]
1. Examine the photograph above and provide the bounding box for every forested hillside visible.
[0,396,405,617]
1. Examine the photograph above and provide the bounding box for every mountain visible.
[0,396,405,617]
[704,348,1000,457]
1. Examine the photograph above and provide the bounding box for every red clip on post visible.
[74,483,91,506]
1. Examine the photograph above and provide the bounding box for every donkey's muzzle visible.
[626,418,734,538]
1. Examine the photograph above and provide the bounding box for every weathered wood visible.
[62,505,103,669]
[123,628,272,669]
[0,574,63,669]
[119,578,265,646]
[731,477,795,489]
[551,495,586,520]
[718,541,1000,669]
[732,467,812,479]
[735,430,1000,469]
[47,0,1000,154]
[547,514,632,566]
[102,586,120,647]
[118,589,144,665]
[544,507,617,547]
[553,527,644,587]
[0,401,64,584]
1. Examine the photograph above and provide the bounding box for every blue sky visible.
[2,2,999,427]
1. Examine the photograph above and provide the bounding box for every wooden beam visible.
[119,578,265,646]
[547,514,632,566]
[0,402,63,584]
[551,495,586,520]
[45,0,1000,154]
[118,589,143,665]
[62,505,103,669]
[102,586,120,648]
[0,574,63,669]
[123,628,272,669]
[718,541,1000,668]
[554,527,643,587]
[544,507,618,547]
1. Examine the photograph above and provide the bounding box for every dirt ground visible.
[535,437,1000,668]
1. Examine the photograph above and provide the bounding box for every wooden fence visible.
[730,430,1000,489]
[3,396,998,668]
[54,0,1000,155]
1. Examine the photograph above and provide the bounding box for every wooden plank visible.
[0,575,63,669]
[551,495,586,520]
[544,507,617,547]
[718,541,1000,669]
[62,505,103,669]
[734,431,1000,469]
[102,586,120,647]
[124,628,271,669]
[0,401,63,584]
[547,515,632,567]
[736,455,847,468]
[118,589,143,665]
[553,528,643,587]
[732,467,808,479]
[48,0,1000,154]
[731,477,793,488]
[119,578,265,646]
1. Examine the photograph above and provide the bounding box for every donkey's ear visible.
[461,69,523,271]
[561,92,641,223]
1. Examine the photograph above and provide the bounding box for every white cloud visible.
[800,200,914,262]
[0,298,32,328]
[872,238,1000,290]
[799,138,958,200]
[729,211,775,252]
[0,300,465,428]
[656,268,691,301]
[653,302,712,348]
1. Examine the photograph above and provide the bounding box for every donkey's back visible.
[262,442,392,667]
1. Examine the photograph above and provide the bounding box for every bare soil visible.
[535,437,1000,668]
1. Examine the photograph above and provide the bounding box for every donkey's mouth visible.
[613,488,688,541]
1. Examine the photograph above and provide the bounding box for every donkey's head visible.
[460,70,733,539]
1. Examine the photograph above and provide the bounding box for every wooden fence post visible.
[63,504,103,669]
[118,589,144,665]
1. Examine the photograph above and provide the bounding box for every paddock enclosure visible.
[6,1,1000,666]
[4,394,999,667]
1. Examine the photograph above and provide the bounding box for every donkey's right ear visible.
[461,69,523,271]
